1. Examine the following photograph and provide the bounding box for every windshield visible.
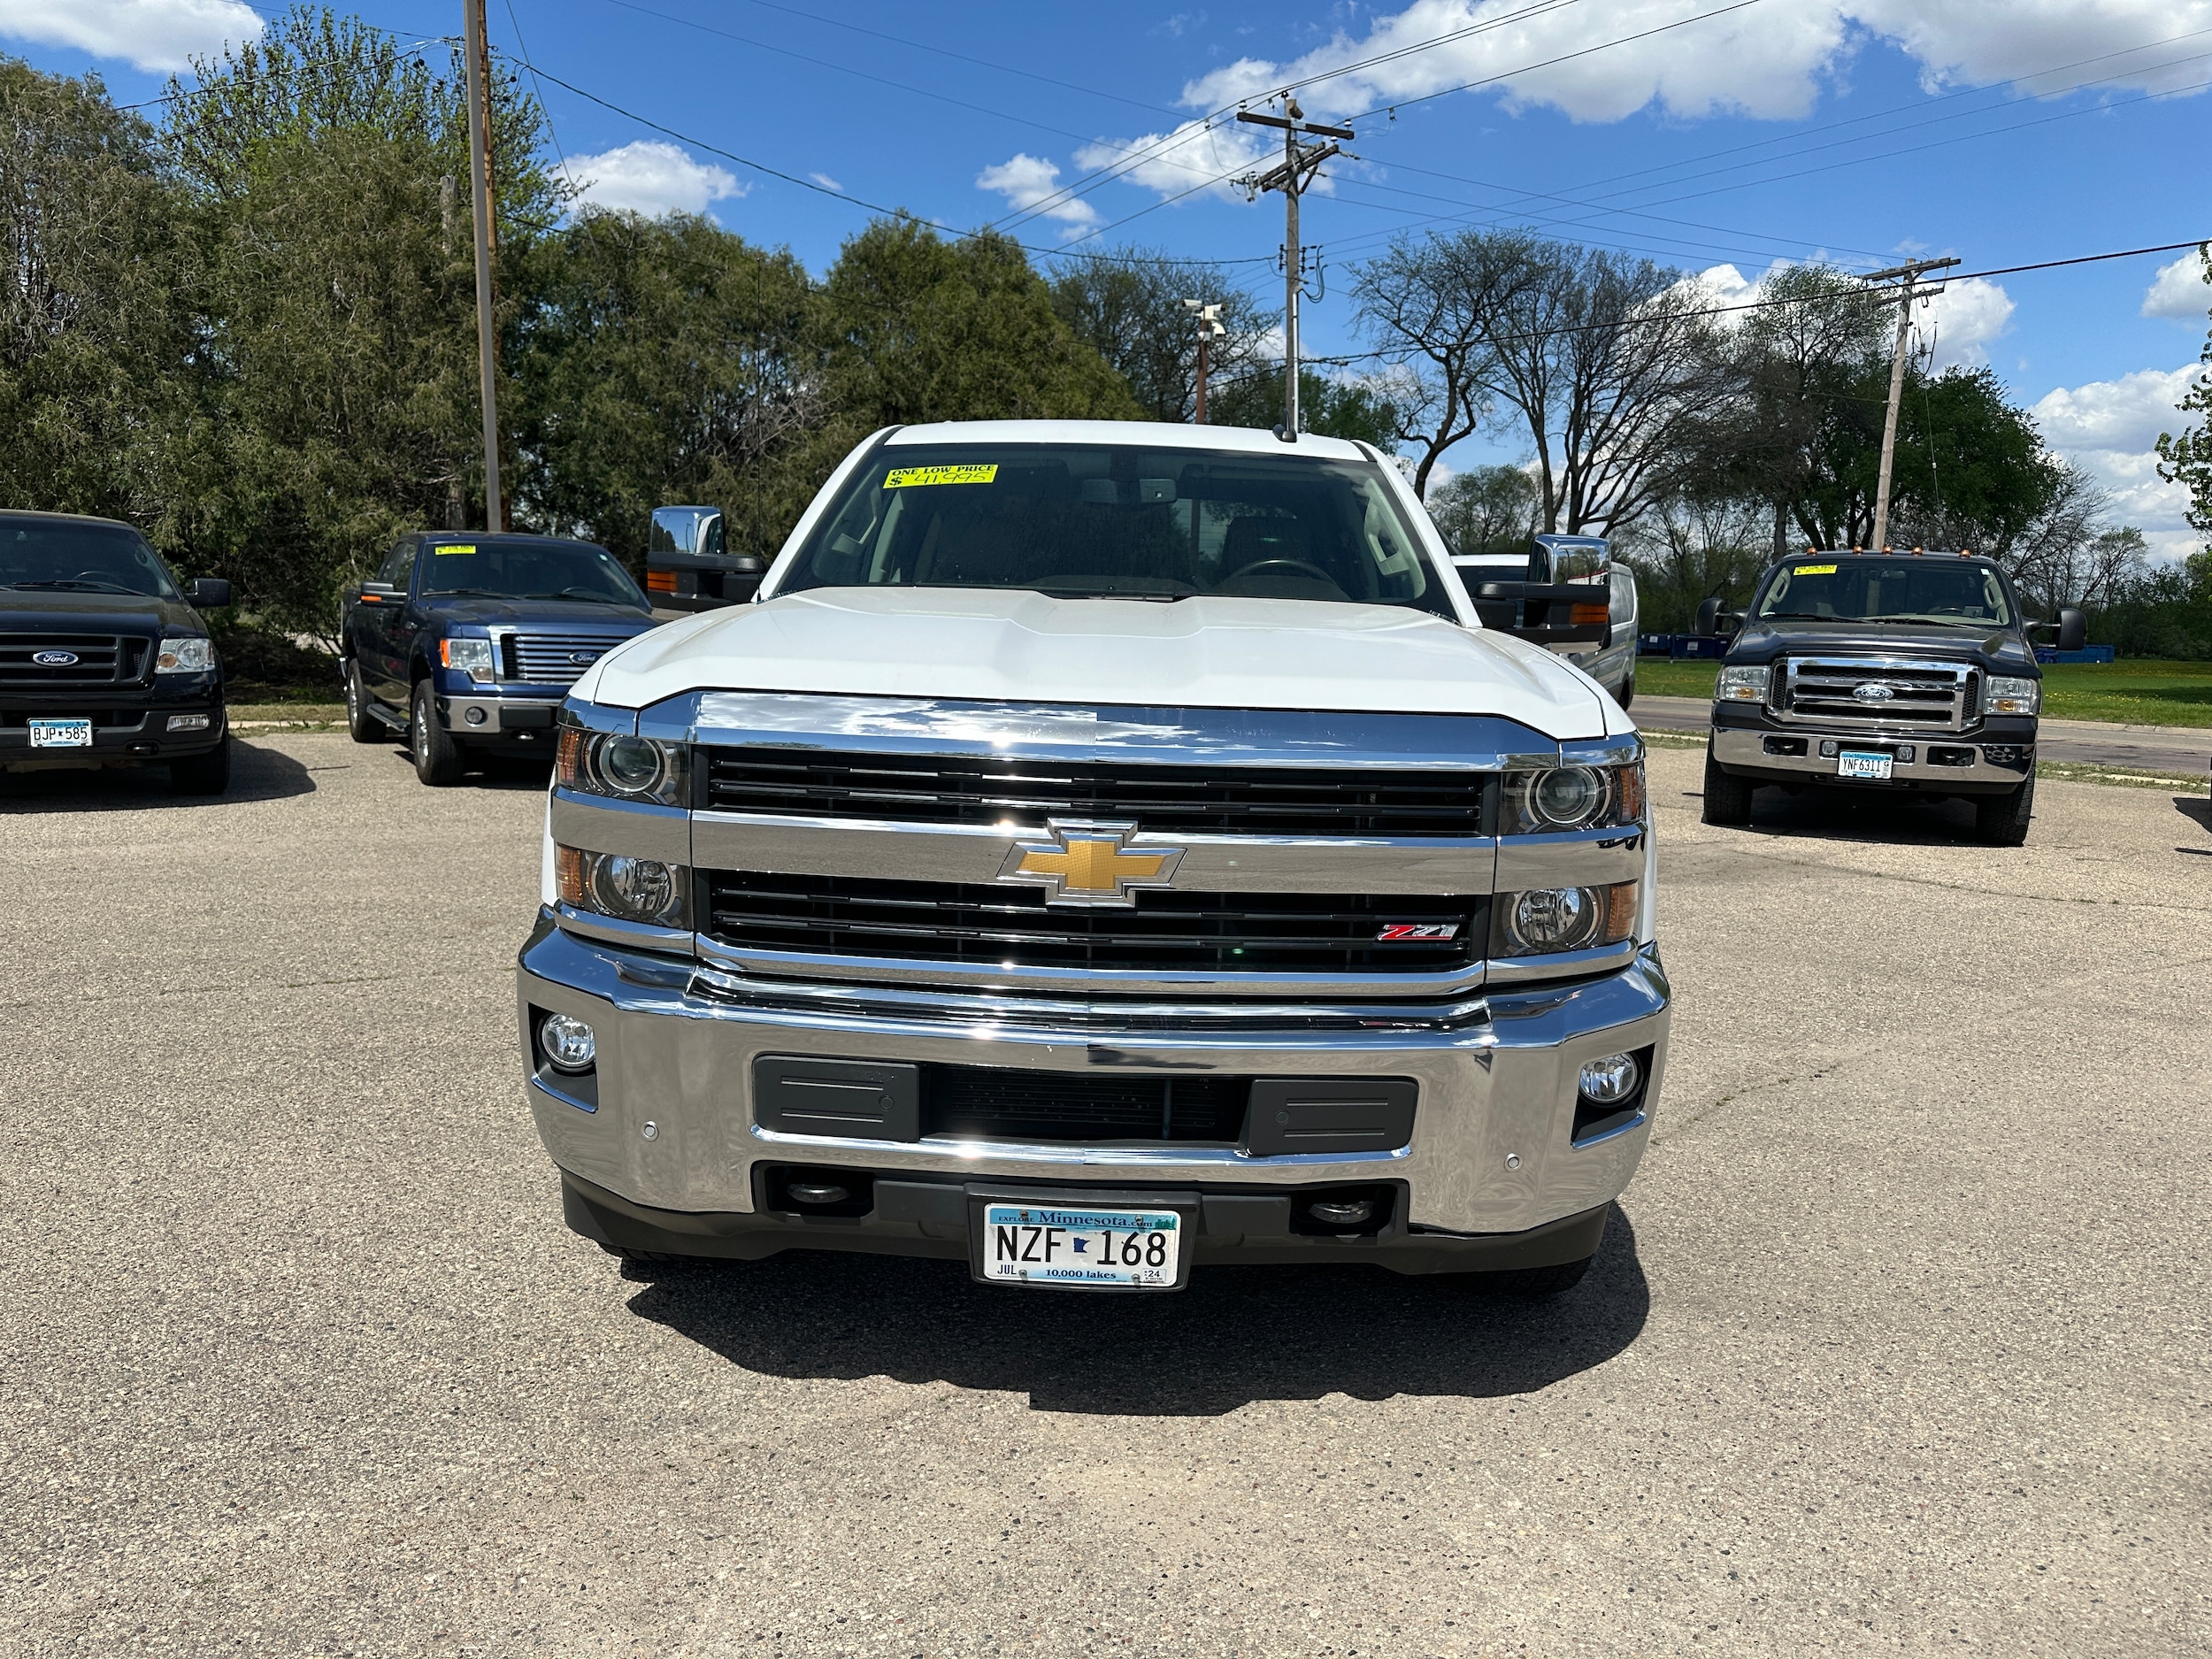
[778,443,1455,618]
[0,518,180,598]
[1754,557,2013,628]
[419,539,647,608]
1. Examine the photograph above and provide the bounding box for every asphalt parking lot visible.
[4,736,2208,1657]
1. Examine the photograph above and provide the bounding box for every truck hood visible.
[426,597,657,632]
[0,588,204,634]
[583,588,1615,740]
[1728,618,2039,673]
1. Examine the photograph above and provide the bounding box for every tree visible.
[2154,242,2212,539]
[511,211,818,565]
[1047,250,1270,423]
[1424,465,1538,556]
[0,58,184,521]
[160,5,564,633]
[1615,494,1775,634]
[1209,365,1402,448]
[1985,460,2145,615]
[1355,230,1731,532]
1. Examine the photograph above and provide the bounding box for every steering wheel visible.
[1222,557,1339,588]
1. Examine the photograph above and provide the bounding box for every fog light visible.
[166,713,210,732]
[1578,1053,1641,1104]
[1896,744,1916,764]
[787,1182,849,1207]
[464,705,488,726]
[538,1012,596,1072]
[1818,740,1839,758]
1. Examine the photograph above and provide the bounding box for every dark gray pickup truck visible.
[1698,549,2085,845]
[1,511,233,795]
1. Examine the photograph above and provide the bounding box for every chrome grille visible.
[703,872,1485,976]
[1777,657,1978,731]
[0,633,148,687]
[702,748,1493,836]
[508,634,617,687]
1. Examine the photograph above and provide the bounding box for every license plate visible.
[980,1203,1183,1289]
[28,718,93,749]
[1837,749,1893,780]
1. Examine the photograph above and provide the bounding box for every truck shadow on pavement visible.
[624,1204,1649,1415]
[2176,794,2212,853]
[0,738,314,811]
[1722,784,1989,845]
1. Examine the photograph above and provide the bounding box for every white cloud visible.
[2142,250,2208,320]
[1175,1,2212,138]
[2033,364,2204,558]
[1916,277,2012,370]
[0,0,261,73]
[976,153,1100,230]
[559,142,744,219]
[808,172,843,193]
[1071,119,1285,207]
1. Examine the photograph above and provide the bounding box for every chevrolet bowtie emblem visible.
[996,819,1184,908]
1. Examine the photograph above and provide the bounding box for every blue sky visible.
[10,0,2212,554]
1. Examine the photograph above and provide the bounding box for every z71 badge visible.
[1375,922,1462,942]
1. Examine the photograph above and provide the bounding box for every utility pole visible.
[1182,298,1225,423]
[1861,255,1958,550]
[1236,102,1351,442]
[462,0,503,532]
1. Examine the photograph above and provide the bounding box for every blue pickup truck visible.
[341,533,659,785]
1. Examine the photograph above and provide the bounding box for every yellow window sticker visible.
[434,543,477,554]
[1793,563,1836,575]
[884,465,999,489]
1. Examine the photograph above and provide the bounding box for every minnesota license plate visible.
[980,1203,1184,1290]
[28,718,93,749]
[1837,749,1893,780]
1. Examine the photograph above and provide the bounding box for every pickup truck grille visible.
[701,748,1490,837]
[0,634,148,687]
[922,1065,1250,1144]
[508,634,617,687]
[703,871,1483,976]
[1777,657,1978,731]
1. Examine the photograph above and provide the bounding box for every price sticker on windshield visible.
[1793,562,1836,574]
[884,465,998,489]
[434,543,477,554]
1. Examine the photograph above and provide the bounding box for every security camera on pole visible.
[1236,99,1353,442]
[1860,254,1959,550]
[1181,298,1226,423]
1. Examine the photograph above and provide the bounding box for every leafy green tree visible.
[511,211,818,565]
[0,58,184,522]
[162,6,560,633]
[1047,250,1271,423]
[1424,465,1539,556]
[819,220,1142,439]
[2155,244,2212,544]
[1210,365,1402,448]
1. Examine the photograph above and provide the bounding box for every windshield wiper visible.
[6,579,146,595]
[1034,586,1194,603]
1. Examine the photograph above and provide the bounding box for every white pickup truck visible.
[518,420,1670,1294]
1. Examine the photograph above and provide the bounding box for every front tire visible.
[1615,671,1635,710]
[344,659,384,744]
[1701,749,1754,826]
[168,738,231,796]
[411,678,465,786]
[1974,775,2035,846]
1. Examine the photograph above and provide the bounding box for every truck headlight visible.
[557,726,688,806]
[1503,763,1645,833]
[557,845,689,927]
[1716,664,1770,703]
[1494,882,1638,956]
[440,636,496,684]
[155,637,214,674]
[1985,675,2040,716]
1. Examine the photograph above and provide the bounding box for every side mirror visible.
[357,580,401,604]
[187,577,232,609]
[1695,596,1723,636]
[2055,606,2086,653]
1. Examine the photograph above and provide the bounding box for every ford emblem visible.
[32,649,80,667]
[1852,683,1896,703]
[568,650,598,665]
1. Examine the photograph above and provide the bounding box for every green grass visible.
[1633,657,2212,727]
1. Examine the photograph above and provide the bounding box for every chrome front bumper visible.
[516,917,1671,1240]
[1711,723,2032,787]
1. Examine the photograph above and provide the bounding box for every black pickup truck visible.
[1,511,233,795]
[1697,549,2085,845]
[341,533,658,785]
